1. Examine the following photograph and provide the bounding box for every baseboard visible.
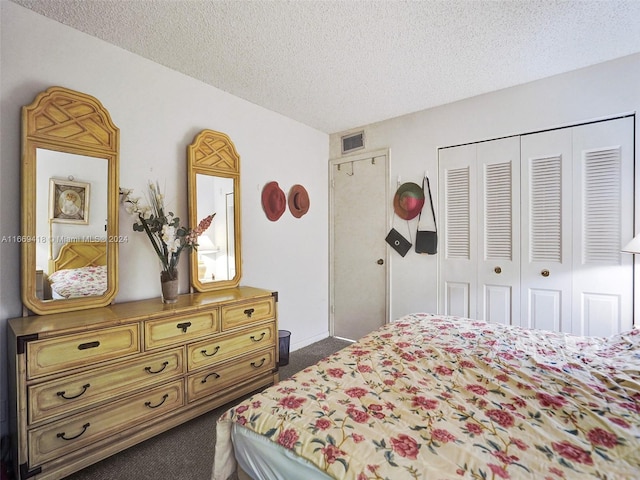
[289,331,329,352]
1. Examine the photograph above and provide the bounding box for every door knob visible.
[377,259,384,265]
[494,266,502,274]
[541,269,550,277]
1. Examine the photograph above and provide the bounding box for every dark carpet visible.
[64,336,352,480]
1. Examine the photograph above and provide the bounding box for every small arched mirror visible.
[21,87,119,315]
[188,129,242,291]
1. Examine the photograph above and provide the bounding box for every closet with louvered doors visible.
[438,136,521,325]
[438,116,635,335]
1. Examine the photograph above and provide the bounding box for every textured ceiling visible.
[10,0,640,134]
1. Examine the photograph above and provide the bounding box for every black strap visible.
[420,176,437,232]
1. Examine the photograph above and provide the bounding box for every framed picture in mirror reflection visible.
[49,178,90,224]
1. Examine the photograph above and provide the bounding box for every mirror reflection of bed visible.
[40,241,107,300]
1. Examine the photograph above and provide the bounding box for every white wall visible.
[0,2,329,436]
[330,52,640,322]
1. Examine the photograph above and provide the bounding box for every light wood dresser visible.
[7,286,278,480]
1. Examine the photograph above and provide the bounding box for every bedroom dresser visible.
[7,286,279,480]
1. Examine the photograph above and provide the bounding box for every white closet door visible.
[520,129,573,332]
[440,118,633,334]
[439,144,477,317]
[571,118,634,335]
[477,137,521,325]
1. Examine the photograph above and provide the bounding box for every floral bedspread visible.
[213,314,640,479]
[48,265,107,298]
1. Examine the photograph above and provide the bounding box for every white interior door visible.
[477,137,521,325]
[331,153,388,341]
[439,137,521,323]
[438,143,477,317]
[570,118,634,335]
[520,129,573,332]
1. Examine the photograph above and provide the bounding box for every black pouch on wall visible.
[386,228,412,257]
[415,176,438,254]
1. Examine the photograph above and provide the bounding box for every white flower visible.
[139,205,152,219]
[162,225,176,245]
[119,188,133,203]
[167,237,181,253]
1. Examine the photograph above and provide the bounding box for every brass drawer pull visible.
[243,308,255,318]
[78,341,100,350]
[176,322,192,333]
[145,361,169,374]
[251,358,266,368]
[57,384,90,400]
[201,346,220,357]
[145,394,169,409]
[202,372,221,383]
[57,423,90,441]
[250,332,266,342]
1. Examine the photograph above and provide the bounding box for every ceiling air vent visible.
[341,131,365,154]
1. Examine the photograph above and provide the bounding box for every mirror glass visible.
[22,87,119,315]
[188,130,241,291]
[195,174,236,283]
[35,150,108,299]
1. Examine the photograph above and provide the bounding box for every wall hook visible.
[338,162,354,176]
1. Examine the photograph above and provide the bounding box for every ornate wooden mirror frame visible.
[187,129,242,291]
[21,86,119,315]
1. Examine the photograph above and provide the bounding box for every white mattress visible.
[231,423,333,480]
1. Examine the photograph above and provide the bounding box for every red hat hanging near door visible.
[262,181,286,221]
[393,182,425,220]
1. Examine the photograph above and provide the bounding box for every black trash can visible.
[278,330,291,366]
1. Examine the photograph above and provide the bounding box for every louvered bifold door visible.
[477,137,521,325]
[438,144,477,317]
[520,129,573,332]
[571,118,634,336]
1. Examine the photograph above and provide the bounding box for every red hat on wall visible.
[288,184,310,218]
[262,181,286,221]
[393,182,425,220]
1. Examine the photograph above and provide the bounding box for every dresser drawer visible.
[145,309,219,349]
[28,347,185,424]
[221,297,275,330]
[26,325,140,379]
[187,348,275,402]
[187,323,276,371]
[28,380,184,466]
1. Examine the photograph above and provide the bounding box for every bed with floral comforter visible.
[48,265,107,298]
[213,313,640,480]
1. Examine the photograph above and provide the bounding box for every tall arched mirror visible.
[21,87,119,315]
[188,129,242,291]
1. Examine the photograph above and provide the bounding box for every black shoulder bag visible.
[415,176,437,254]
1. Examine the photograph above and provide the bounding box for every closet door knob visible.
[541,269,550,277]
[377,259,384,265]
[494,266,502,274]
